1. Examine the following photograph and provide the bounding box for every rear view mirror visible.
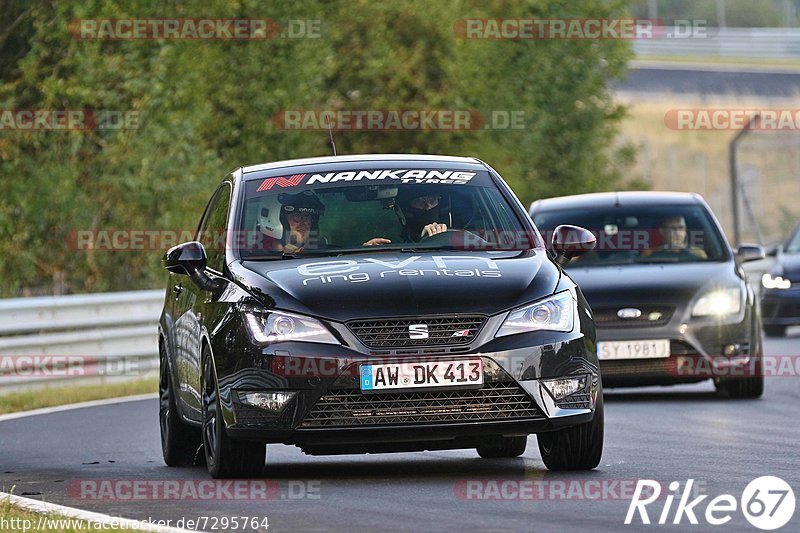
[344,186,398,202]
[551,225,597,268]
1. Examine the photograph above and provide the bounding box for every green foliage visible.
[0,0,636,296]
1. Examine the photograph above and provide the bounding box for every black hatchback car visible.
[530,192,765,399]
[761,222,800,336]
[159,154,603,478]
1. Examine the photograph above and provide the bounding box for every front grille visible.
[347,316,485,348]
[301,382,541,427]
[234,406,279,426]
[555,393,592,409]
[599,340,695,378]
[762,302,800,318]
[593,306,675,328]
[600,357,677,377]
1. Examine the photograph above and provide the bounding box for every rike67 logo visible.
[626,477,795,530]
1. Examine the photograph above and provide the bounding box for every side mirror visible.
[551,225,597,268]
[735,244,765,263]
[163,241,220,292]
[164,241,207,274]
[766,245,780,257]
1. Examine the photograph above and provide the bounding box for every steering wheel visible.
[419,228,490,247]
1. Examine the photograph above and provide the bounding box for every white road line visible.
[0,393,157,422]
[1,393,198,532]
[1,491,202,533]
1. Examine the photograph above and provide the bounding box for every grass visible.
[617,95,800,243]
[1,496,147,532]
[0,378,157,415]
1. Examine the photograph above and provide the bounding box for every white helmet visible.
[257,190,325,242]
[257,196,284,240]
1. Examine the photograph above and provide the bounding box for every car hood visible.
[565,262,740,308]
[776,252,800,280]
[239,250,559,320]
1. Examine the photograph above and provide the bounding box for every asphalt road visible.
[618,67,800,97]
[2,332,799,533]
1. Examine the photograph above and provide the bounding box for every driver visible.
[644,215,707,259]
[258,190,325,253]
[363,188,448,246]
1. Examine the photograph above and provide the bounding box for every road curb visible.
[0,393,157,422]
[1,491,201,533]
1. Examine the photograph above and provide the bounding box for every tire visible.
[763,325,786,337]
[476,436,528,458]
[537,391,604,471]
[202,348,266,478]
[716,356,764,399]
[159,341,200,467]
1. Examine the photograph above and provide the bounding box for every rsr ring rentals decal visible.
[297,256,503,285]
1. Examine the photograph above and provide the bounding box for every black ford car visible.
[531,192,765,399]
[761,222,800,336]
[159,154,603,478]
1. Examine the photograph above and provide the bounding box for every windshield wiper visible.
[635,257,683,264]
[241,251,335,261]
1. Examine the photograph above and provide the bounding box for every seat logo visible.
[408,324,429,339]
[617,308,642,319]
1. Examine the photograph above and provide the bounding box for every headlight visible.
[691,287,741,317]
[243,309,338,345]
[762,273,791,290]
[496,290,574,337]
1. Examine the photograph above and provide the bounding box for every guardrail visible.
[634,27,800,60]
[0,290,163,388]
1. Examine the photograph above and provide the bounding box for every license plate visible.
[360,359,483,391]
[597,339,670,360]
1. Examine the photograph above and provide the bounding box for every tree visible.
[0,0,638,296]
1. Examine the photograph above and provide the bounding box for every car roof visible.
[241,154,485,175]
[530,191,704,212]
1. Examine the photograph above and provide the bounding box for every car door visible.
[171,185,224,415]
[178,181,233,416]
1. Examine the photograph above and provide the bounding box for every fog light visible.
[541,376,586,401]
[238,391,296,414]
[722,343,739,356]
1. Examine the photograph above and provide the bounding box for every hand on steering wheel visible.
[420,223,448,238]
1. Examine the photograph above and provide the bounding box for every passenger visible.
[258,190,325,253]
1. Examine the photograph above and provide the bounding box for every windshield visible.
[786,225,800,253]
[237,168,537,258]
[533,204,728,266]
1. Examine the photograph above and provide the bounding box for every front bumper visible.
[213,335,600,452]
[761,287,800,326]
[595,313,755,387]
